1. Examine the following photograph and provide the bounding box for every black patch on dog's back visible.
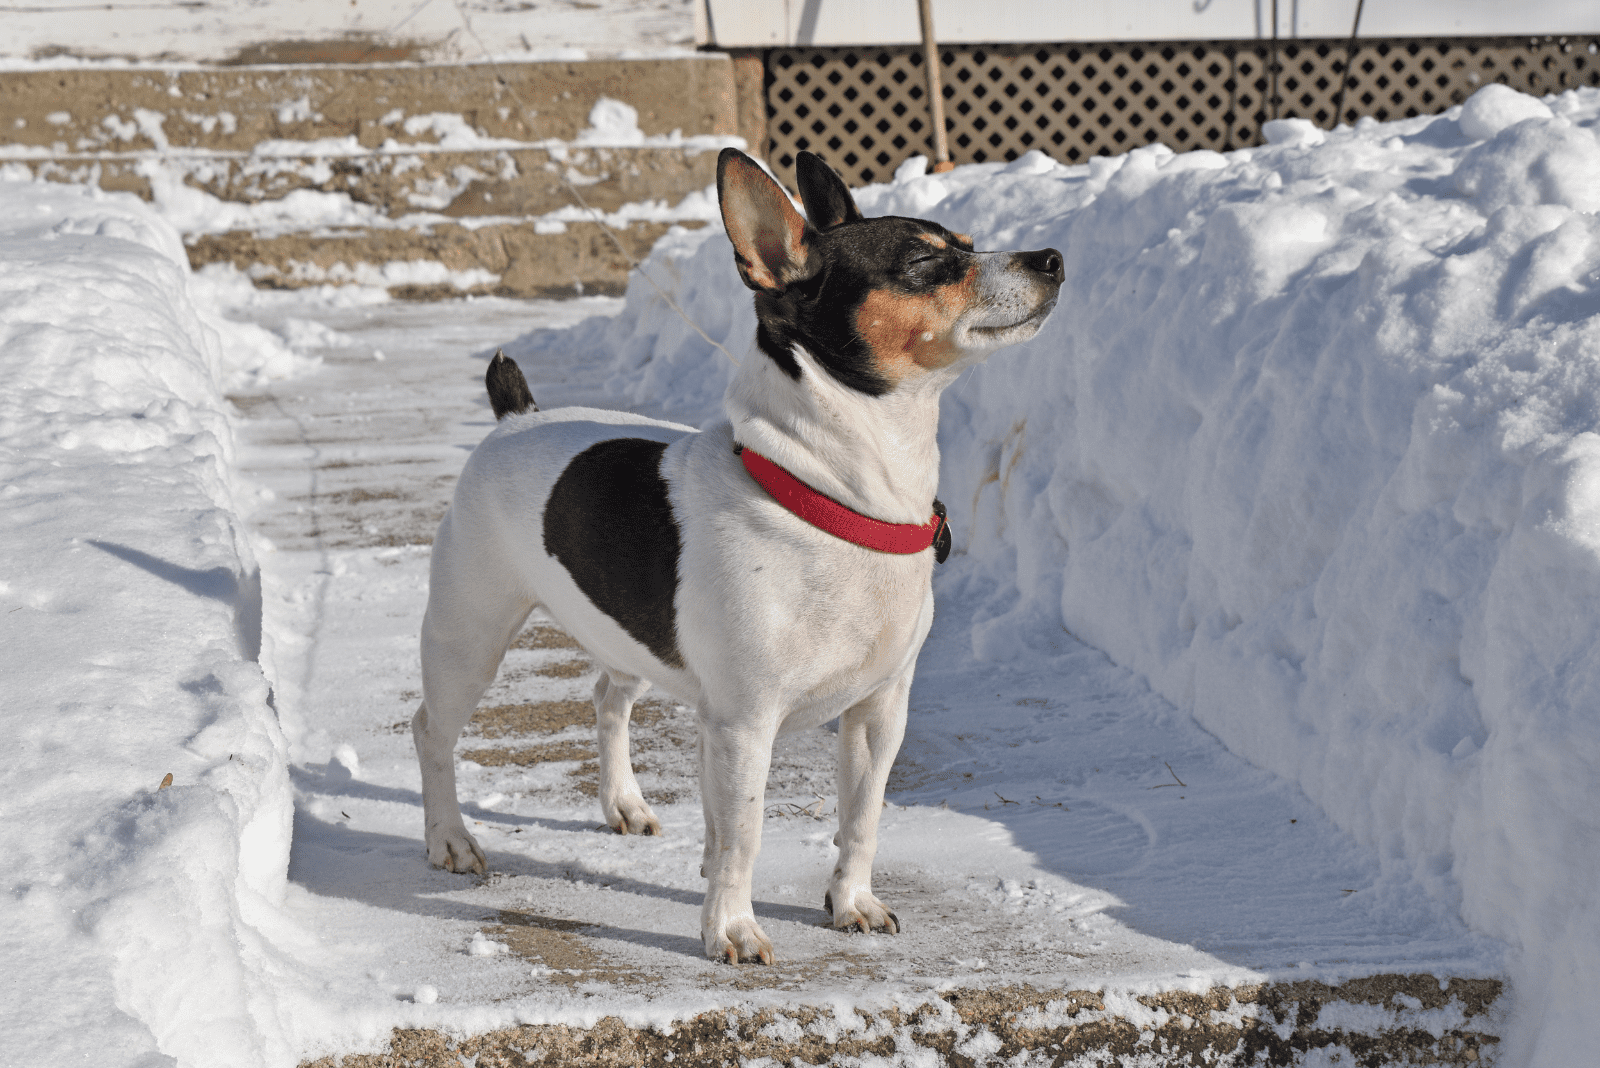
[543,438,684,668]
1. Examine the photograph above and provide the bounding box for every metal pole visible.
[918,0,954,173]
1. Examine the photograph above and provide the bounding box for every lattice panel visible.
[764,37,1600,186]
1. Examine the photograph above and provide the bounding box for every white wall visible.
[702,0,1600,47]
[4,0,1593,64]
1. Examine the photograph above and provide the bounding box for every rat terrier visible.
[413,148,1062,963]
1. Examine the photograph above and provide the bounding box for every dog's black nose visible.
[1021,248,1064,283]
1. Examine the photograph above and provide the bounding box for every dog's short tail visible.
[486,349,538,420]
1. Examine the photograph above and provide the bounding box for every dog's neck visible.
[724,341,952,525]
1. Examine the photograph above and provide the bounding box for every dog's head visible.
[716,148,1062,396]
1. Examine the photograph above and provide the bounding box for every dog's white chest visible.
[844,567,932,679]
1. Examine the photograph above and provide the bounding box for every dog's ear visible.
[717,148,815,293]
[795,151,863,231]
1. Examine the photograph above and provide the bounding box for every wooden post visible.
[918,0,954,173]
[1331,0,1366,128]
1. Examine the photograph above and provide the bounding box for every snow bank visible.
[575,87,1600,1065]
[503,219,751,420]
[0,177,299,1065]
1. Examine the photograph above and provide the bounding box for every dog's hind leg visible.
[824,672,910,935]
[415,529,534,874]
[593,670,661,835]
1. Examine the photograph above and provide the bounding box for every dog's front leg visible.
[826,673,910,934]
[594,671,661,835]
[697,708,778,964]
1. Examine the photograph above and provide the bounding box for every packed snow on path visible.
[3,80,1599,1067]
[225,289,1495,1060]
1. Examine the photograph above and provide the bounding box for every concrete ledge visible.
[300,976,1503,1067]
[4,57,752,300]
[20,145,720,219]
[186,219,706,299]
[1,57,741,152]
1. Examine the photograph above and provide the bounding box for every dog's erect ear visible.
[717,148,815,293]
[795,151,863,231]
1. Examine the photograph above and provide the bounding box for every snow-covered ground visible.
[2,80,1598,1066]
[545,83,1600,1064]
[228,290,1496,1057]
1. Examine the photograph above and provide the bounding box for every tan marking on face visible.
[951,232,974,249]
[917,232,948,250]
[853,264,981,382]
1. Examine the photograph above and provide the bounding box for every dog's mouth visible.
[971,298,1057,338]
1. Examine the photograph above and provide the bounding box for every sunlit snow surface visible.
[229,294,1490,1061]
[0,181,296,1065]
[503,83,1600,1066]
[3,81,1599,1066]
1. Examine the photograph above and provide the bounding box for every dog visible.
[413,147,1062,964]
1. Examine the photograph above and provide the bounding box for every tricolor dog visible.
[413,148,1062,964]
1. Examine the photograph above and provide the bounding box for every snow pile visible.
[504,219,751,419]
[576,86,1600,1064]
[0,177,300,1065]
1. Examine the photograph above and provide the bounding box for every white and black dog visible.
[413,148,1062,964]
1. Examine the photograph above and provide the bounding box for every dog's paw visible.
[426,825,486,874]
[823,888,900,935]
[705,917,775,965]
[605,796,662,836]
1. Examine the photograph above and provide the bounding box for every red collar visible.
[737,445,947,556]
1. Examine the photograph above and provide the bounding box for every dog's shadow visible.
[289,765,820,961]
[292,762,597,834]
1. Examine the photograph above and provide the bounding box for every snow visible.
[213,289,1496,1064]
[0,176,300,1063]
[547,84,1600,1065]
[4,81,1599,1065]
[1457,83,1556,142]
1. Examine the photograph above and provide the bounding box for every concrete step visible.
[186,218,703,299]
[2,57,743,152]
[4,57,754,299]
[300,976,1503,1067]
[19,144,719,219]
